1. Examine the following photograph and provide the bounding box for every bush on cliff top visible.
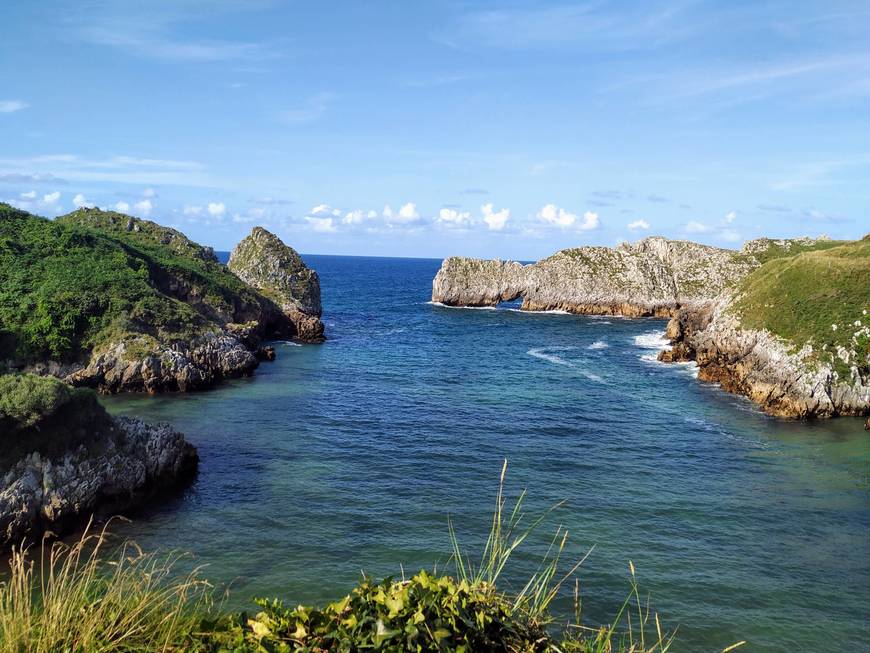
[735,238,870,371]
[0,373,115,468]
[0,204,264,363]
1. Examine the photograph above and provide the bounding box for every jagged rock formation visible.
[1,205,323,393]
[228,227,325,341]
[432,237,757,316]
[0,375,198,548]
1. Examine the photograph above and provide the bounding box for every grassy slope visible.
[734,237,870,371]
[0,204,261,364]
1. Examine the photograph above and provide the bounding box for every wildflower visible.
[831,324,837,331]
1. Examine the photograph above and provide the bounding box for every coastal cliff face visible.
[228,227,325,341]
[432,237,756,316]
[0,375,198,549]
[660,238,869,418]
[1,205,323,393]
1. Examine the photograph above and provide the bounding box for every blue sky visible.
[1,0,868,259]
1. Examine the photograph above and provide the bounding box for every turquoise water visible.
[103,255,870,652]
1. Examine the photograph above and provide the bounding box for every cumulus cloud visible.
[481,203,510,231]
[20,190,36,199]
[382,202,420,224]
[627,219,650,230]
[0,100,28,113]
[207,202,226,217]
[684,220,711,233]
[537,204,599,230]
[134,199,153,216]
[436,207,472,227]
[305,216,337,233]
[72,193,94,208]
[310,203,342,217]
[115,201,130,212]
[342,209,371,225]
[724,210,737,223]
[42,191,60,205]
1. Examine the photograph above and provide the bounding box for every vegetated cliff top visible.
[0,373,115,469]
[0,204,269,364]
[734,237,870,367]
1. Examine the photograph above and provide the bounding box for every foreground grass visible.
[0,466,743,652]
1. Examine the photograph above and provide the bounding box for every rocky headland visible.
[0,374,197,549]
[434,235,868,418]
[432,237,758,316]
[228,226,325,341]
[0,204,323,393]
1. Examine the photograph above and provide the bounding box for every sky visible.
[1,0,869,260]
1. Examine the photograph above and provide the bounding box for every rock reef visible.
[228,227,325,342]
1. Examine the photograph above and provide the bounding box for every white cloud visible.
[343,209,367,225]
[133,199,153,216]
[382,204,394,219]
[481,203,510,231]
[72,193,94,208]
[367,209,378,218]
[305,216,337,233]
[537,204,599,230]
[724,210,737,223]
[207,202,226,217]
[684,220,711,233]
[183,205,203,216]
[627,219,650,230]
[115,201,130,212]
[436,207,472,227]
[42,191,60,205]
[538,203,576,227]
[141,187,158,198]
[0,100,28,113]
[382,202,421,224]
[20,190,37,199]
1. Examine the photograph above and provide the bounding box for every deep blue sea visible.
[104,255,870,652]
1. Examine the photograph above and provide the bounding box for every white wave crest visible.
[633,331,670,349]
[587,341,609,350]
[426,301,496,310]
[527,346,575,366]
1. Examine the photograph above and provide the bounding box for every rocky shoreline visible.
[0,415,197,549]
[659,296,870,419]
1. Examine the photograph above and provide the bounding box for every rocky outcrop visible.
[433,237,758,316]
[660,295,870,418]
[0,417,197,549]
[228,227,324,341]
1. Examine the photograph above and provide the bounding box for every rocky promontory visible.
[433,237,757,316]
[228,227,325,341]
[0,374,197,549]
[0,204,323,393]
[659,237,869,418]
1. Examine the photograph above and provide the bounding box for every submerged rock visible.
[229,227,325,341]
[0,416,197,549]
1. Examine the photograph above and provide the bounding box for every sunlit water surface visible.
[103,255,870,652]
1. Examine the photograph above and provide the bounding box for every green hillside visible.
[734,236,870,372]
[0,204,268,364]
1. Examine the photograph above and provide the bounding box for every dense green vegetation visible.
[0,373,114,469]
[734,237,870,373]
[0,204,266,364]
[0,469,706,653]
[736,237,849,265]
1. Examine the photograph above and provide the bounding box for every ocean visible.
[103,254,870,652]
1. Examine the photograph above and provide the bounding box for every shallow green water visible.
[103,255,870,652]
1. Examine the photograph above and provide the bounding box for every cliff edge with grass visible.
[0,374,197,549]
[660,237,869,418]
[0,204,321,393]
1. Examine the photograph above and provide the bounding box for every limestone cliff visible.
[433,237,757,316]
[659,237,868,418]
[228,227,325,341]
